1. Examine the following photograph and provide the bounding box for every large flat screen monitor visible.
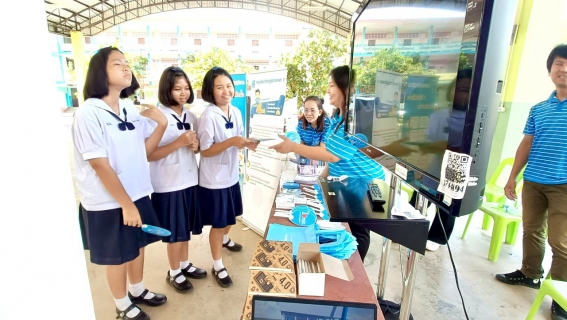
[347,0,518,216]
[251,296,378,320]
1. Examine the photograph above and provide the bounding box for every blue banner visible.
[232,73,247,132]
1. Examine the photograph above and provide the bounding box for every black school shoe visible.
[222,239,243,252]
[128,289,167,307]
[552,301,567,320]
[495,270,541,289]
[182,263,208,279]
[115,304,150,320]
[212,267,233,288]
[166,271,193,293]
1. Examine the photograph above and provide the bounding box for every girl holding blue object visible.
[297,96,330,147]
[197,67,259,287]
[73,47,168,320]
[147,67,207,294]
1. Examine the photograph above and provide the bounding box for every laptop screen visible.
[252,296,377,320]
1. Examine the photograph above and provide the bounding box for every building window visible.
[228,39,235,46]
[285,40,292,46]
[275,34,299,40]
[398,33,419,39]
[85,37,91,44]
[247,34,269,39]
[218,33,238,39]
[368,39,376,46]
[366,33,387,39]
[431,38,440,45]
[194,39,201,45]
[171,38,178,45]
[63,37,72,44]
[138,38,145,44]
[252,40,259,46]
[403,39,412,46]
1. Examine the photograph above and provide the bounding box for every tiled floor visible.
[62,112,554,320]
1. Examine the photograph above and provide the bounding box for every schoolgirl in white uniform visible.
[73,47,168,320]
[147,67,207,293]
[197,67,259,288]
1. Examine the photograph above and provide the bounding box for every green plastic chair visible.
[527,279,567,320]
[461,158,525,262]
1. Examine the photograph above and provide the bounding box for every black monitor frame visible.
[345,0,517,216]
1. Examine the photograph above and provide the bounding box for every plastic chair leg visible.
[482,213,492,230]
[461,212,474,239]
[488,220,506,262]
[526,287,547,320]
[505,221,520,245]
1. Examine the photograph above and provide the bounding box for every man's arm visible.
[510,135,533,180]
[504,135,533,200]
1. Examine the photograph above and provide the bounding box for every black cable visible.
[437,207,470,320]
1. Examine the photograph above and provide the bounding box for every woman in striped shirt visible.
[296,96,330,147]
[271,66,389,261]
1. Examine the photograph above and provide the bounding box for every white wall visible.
[0,1,95,318]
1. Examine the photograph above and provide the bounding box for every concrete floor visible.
[62,112,554,320]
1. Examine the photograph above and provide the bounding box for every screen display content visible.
[350,0,472,181]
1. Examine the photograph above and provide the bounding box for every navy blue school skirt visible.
[79,196,161,265]
[199,183,243,229]
[151,185,203,243]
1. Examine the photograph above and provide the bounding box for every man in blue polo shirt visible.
[496,44,567,320]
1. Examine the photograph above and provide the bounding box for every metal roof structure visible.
[44,0,368,38]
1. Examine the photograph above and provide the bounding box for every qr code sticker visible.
[445,153,468,184]
[438,151,473,199]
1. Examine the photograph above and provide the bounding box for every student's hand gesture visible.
[246,140,260,152]
[176,131,197,147]
[122,203,142,227]
[140,104,167,126]
[189,138,199,152]
[231,136,253,149]
[269,134,295,154]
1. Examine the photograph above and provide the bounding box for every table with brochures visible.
[241,183,385,320]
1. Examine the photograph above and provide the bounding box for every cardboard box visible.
[249,240,294,273]
[247,270,297,297]
[296,243,354,296]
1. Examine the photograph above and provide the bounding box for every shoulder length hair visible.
[83,46,139,101]
[158,67,195,107]
[201,67,235,105]
[301,96,327,132]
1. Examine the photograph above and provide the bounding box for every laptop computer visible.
[252,295,378,320]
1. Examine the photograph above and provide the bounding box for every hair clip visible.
[212,66,220,71]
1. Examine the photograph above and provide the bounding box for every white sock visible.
[213,258,228,279]
[115,295,140,318]
[223,235,235,247]
[180,260,197,272]
[129,281,155,299]
[170,268,187,284]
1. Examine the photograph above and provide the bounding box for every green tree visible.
[181,47,251,88]
[458,52,472,70]
[354,47,433,93]
[130,55,148,96]
[280,29,348,108]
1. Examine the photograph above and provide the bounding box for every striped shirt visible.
[326,114,385,182]
[297,116,330,146]
[523,91,567,185]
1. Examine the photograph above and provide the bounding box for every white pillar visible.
[0,1,95,319]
